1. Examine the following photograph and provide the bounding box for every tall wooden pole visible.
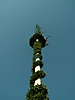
[26,24,49,100]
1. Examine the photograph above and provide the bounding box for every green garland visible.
[33,41,42,54]
[32,60,43,68]
[33,53,43,60]
[26,84,49,100]
[31,61,43,73]
[32,40,43,73]
[34,48,41,55]
[29,70,46,87]
[33,41,41,49]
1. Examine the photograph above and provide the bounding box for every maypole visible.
[26,24,49,100]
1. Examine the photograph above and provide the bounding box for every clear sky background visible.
[0,0,75,100]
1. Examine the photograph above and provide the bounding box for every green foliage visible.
[35,24,43,34]
[29,70,46,87]
[33,53,42,61]
[26,84,49,100]
[32,40,43,73]
[33,41,41,50]
[32,60,43,72]
[34,48,41,55]
[33,41,42,54]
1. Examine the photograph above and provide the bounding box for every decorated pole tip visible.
[35,24,42,35]
[29,24,47,48]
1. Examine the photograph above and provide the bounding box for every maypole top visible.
[35,24,42,34]
[29,24,46,48]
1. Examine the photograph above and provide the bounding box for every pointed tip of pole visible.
[34,24,43,35]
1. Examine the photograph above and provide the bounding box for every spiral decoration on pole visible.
[26,24,49,100]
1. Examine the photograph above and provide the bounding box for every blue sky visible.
[0,0,75,100]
